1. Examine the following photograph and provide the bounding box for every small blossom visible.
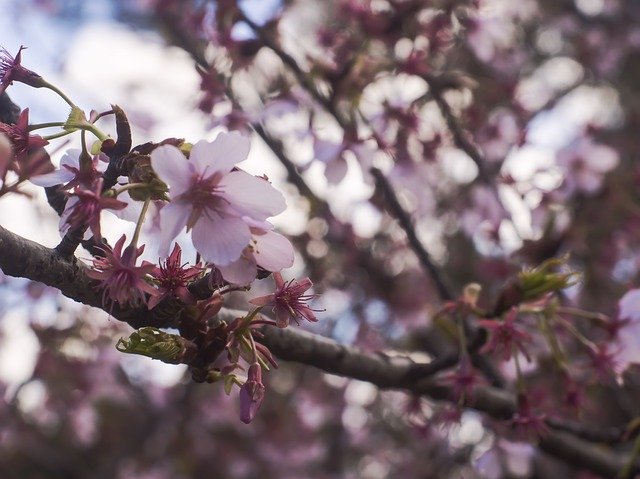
[249,272,320,328]
[0,108,49,176]
[510,394,549,439]
[150,132,286,265]
[239,362,265,424]
[31,148,106,190]
[441,357,482,402]
[86,234,158,307]
[587,343,621,384]
[62,178,127,239]
[478,308,532,362]
[0,46,44,94]
[146,243,202,310]
[557,137,618,195]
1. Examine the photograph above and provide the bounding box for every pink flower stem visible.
[250,319,278,327]
[554,315,598,352]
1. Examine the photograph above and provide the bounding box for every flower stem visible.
[41,80,77,109]
[43,130,74,141]
[131,197,151,248]
[29,121,65,131]
[114,183,149,196]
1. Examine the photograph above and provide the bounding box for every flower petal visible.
[218,255,258,285]
[252,230,294,272]
[191,213,251,265]
[158,201,191,256]
[150,145,193,196]
[190,131,251,176]
[220,170,286,220]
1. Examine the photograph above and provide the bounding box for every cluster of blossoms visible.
[0,45,320,423]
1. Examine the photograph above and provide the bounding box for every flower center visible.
[180,171,228,230]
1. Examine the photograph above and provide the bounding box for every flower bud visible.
[239,362,265,424]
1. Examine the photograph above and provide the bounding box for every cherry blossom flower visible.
[0,46,44,94]
[31,149,106,190]
[510,394,549,439]
[146,243,202,310]
[0,108,49,176]
[441,357,482,402]
[478,308,532,362]
[557,137,618,195]
[614,289,640,373]
[217,221,294,285]
[587,343,622,384]
[239,362,265,424]
[86,234,158,307]
[62,178,127,239]
[150,132,286,265]
[249,272,319,328]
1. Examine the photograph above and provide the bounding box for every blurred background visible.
[1,0,640,477]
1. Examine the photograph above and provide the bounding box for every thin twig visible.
[371,167,454,301]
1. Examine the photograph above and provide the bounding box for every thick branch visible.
[0,224,177,329]
[0,224,636,477]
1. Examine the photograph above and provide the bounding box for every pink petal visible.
[249,294,275,307]
[150,145,193,196]
[252,230,294,272]
[218,255,258,285]
[618,289,640,322]
[157,201,191,256]
[191,213,251,265]
[30,168,74,187]
[30,149,80,186]
[314,138,343,163]
[220,170,286,219]
[190,131,251,175]
[324,156,348,184]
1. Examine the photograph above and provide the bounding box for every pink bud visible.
[239,362,265,424]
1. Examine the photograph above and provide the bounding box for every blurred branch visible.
[423,74,489,182]
[371,167,454,301]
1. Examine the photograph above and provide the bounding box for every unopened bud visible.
[116,327,197,364]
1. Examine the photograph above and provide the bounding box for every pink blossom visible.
[557,137,618,195]
[0,108,49,176]
[0,46,44,94]
[217,222,294,285]
[615,289,640,373]
[150,132,286,266]
[478,309,532,362]
[62,178,127,239]
[510,394,549,439]
[146,243,202,310]
[249,272,319,328]
[441,357,482,402]
[86,235,158,307]
[239,362,265,424]
[31,149,107,190]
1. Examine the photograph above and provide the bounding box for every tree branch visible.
[0,224,636,477]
